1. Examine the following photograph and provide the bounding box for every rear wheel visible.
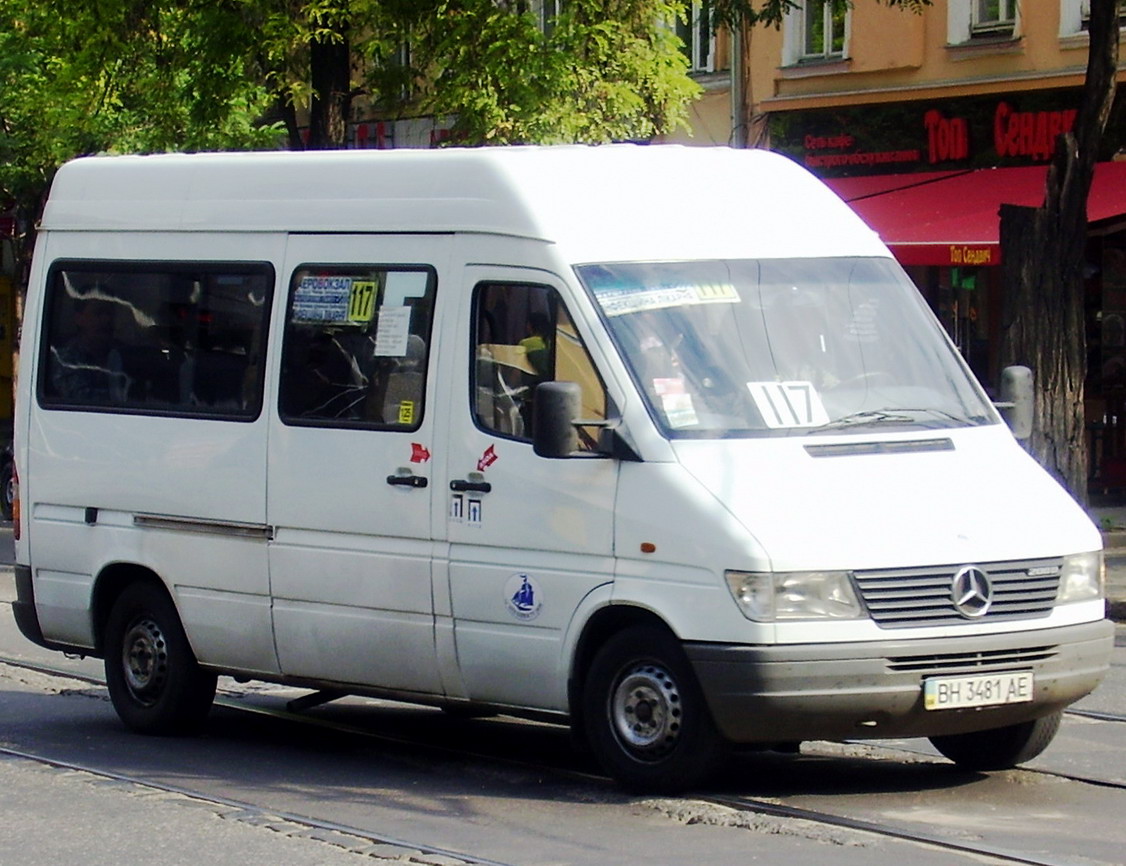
[103,582,216,734]
[583,625,726,793]
[0,454,13,521]
[929,711,1062,771]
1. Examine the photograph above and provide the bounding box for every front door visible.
[442,266,619,711]
[266,235,448,694]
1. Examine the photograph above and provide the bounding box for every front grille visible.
[853,558,1061,628]
[886,644,1058,674]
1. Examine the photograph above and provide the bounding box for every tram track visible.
[698,794,1083,866]
[0,743,521,866]
[2,651,1125,866]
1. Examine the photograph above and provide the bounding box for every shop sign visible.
[949,245,994,266]
[770,88,1123,177]
[993,102,1078,160]
[924,110,969,162]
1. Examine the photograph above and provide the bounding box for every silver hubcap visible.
[610,662,682,759]
[122,616,168,705]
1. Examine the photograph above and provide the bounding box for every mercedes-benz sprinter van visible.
[12,146,1113,791]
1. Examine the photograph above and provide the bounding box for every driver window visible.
[472,281,607,445]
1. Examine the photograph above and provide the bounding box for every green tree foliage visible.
[384,0,699,144]
[0,0,281,266]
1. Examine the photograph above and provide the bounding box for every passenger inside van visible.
[48,294,128,403]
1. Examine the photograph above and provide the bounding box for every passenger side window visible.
[39,262,273,418]
[279,266,436,429]
[473,282,607,447]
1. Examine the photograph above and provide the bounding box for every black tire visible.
[929,711,1062,771]
[0,455,13,521]
[103,582,217,735]
[583,625,727,793]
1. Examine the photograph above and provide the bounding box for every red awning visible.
[824,171,964,202]
[824,161,1126,267]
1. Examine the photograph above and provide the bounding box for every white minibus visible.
[12,146,1113,791]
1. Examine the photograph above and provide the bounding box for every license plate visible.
[924,671,1034,710]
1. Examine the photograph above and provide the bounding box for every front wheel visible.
[583,625,727,793]
[103,582,217,735]
[929,711,1062,771]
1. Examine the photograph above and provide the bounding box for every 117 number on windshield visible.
[747,381,830,428]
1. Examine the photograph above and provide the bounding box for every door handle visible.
[449,479,492,493]
[386,474,428,488]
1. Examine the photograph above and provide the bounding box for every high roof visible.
[42,145,889,264]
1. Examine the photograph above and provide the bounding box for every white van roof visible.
[42,145,889,264]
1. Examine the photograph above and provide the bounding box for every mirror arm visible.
[589,420,641,462]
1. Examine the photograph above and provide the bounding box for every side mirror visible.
[533,381,581,458]
[996,365,1033,441]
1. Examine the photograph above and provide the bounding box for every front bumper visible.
[686,619,1114,743]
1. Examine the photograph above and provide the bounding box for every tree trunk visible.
[271,93,305,151]
[999,196,1088,498]
[308,33,352,149]
[999,0,1120,505]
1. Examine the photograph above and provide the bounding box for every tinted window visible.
[40,262,273,419]
[473,281,607,446]
[279,265,436,429]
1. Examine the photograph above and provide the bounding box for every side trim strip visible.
[133,513,274,541]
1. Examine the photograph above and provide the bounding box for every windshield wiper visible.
[812,407,974,433]
[812,410,915,432]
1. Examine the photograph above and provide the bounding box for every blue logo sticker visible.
[505,573,543,622]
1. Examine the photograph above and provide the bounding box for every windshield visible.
[576,258,996,438]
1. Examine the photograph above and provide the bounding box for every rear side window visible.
[39,261,273,419]
[279,265,436,429]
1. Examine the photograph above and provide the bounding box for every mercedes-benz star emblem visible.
[952,566,993,618]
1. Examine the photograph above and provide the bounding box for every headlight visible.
[1057,551,1104,603]
[725,570,863,621]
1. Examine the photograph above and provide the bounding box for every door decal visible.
[505,573,543,621]
[450,493,484,527]
[477,444,499,471]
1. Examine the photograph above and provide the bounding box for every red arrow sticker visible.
[477,444,498,472]
[410,443,431,464]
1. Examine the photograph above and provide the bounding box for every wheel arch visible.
[91,562,171,656]
[567,604,677,724]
